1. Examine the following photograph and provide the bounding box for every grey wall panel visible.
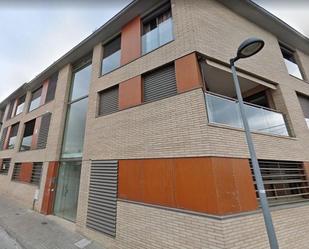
[37,113,52,150]
[143,63,177,103]
[87,160,118,237]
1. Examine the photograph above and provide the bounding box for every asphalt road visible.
[0,226,23,249]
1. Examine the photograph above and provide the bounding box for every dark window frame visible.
[7,122,19,150]
[20,119,36,151]
[101,35,122,75]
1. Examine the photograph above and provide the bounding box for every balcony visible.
[284,58,303,80]
[142,18,173,55]
[205,92,289,137]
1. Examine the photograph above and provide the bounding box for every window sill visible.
[207,122,297,140]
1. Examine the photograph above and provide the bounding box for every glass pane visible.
[54,161,81,222]
[206,94,242,128]
[284,59,303,80]
[306,118,309,128]
[158,18,173,46]
[245,105,269,133]
[62,98,88,158]
[101,50,121,75]
[142,27,159,54]
[16,102,24,115]
[20,135,32,151]
[70,64,92,101]
[8,136,16,149]
[263,109,289,136]
[29,96,41,112]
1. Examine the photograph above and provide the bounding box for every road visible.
[0,226,23,249]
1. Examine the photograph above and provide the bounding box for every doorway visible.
[53,161,81,222]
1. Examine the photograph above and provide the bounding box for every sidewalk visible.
[0,195,105,249]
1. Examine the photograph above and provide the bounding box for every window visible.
[142,4,173,54]
[250,160,309,205]
[7,123,19,149]
[12,163,21,181]
[143,63,177,103]
[280,45,303,80]
[98,86,119,116]
[6,101,14,120]
[62,62,92,159]
[15,95,26,116]
[0,159,11,175]
[0,127,8,150]
[102,36,121,75]
[20,119,35,151]
[29,87,42,112]
[30,162,43,186]
[297,93,309,128]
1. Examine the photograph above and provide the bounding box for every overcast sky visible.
[0,1,308,102]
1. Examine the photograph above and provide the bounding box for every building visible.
[1,0,309,248]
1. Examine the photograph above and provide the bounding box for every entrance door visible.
[54,161,81,222]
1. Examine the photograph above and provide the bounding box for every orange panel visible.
[19,163,33,182]
[175,53,203,93]
[31,116,42,150]
[120,16,141,65]
[173,157,219,214]
[41,161,59,215]
[40,80,49,105]
[232,159,258,212]
[303,162,309,181]
[118,157,258,216]
[141,159,175,207]
[118,160,143,201]
[119,76,142,110]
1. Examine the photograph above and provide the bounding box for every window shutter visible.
[143,63,177,103]
[298,94,309,119]
[0,159,10,175]
[12,163,21,181]
[37,113,52,150]
[0,127,8,150]
[30,162,43,185]
[45,73,58,103]
[87,160,118,237]
[99,86,119,116]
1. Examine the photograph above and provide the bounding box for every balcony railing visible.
[284,58,303,80]
[20,135,32,151]
[205,92,289,136]
[142,18,173,55]
[101,50,121,75]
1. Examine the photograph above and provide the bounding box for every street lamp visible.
[230,38,279,249]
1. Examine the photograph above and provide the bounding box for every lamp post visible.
[230,38,279,249]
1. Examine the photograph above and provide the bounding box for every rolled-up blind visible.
[143,63,177,103]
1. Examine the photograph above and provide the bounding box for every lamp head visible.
[236,37,265,60]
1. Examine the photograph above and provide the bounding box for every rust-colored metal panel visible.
[119,76,142,110]
[173,157,219,214]
[40,80,49,105]
[141,159,175,207]
[3,126,12,150]
[41,161,59,215]
[31,116,42,150]
[175,53,203,93]
[19,162,33,182]
[120,16,141,65]
[232,159,258,212]
[118,160,143,202]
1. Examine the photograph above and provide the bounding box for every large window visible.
[101,36,121,75]
[280,45,304,80]
[29,87,42,112]
[62,62,92,158]
[297,93,309,128]
[250,160,309,205]
[15,95,26,116]
[142,4,173,54]
[20,119,35,151]
[7,123,19,149]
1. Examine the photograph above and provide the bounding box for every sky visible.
[0,1,308,102]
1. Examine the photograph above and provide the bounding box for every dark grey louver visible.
[87,160,118,237]
[0,158,11,175]
[298,94,309,119]
[0,127,8,150]
[12,163,21,181]
[143,63,177,103]
[99,86,119,116]
[37,113,52,149]
[45,73,58,103]
[30,162,43,185]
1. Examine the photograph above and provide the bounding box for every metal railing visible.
[205,92,289,136]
